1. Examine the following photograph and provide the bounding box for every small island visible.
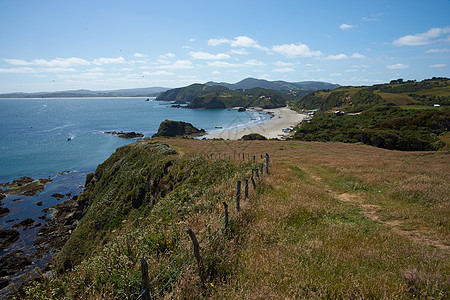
[152,120,206,138]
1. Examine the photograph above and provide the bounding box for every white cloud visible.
[273,67,295,73]
[208,38,230,46]
[429,64,447,68]
[4,57,91,67]
[231,36,268,50]
[160,52,176,59]
[273,61,294,67]
[212,71,221,75]
[327,53,348,60]
[362,13,383,22]
[351,53,366,59]
[339,24,354,30]
[393,26,450,46]
[329,73,342,76]
[425,48,450,53]
[93,57,126,65]
[132,53,147,58]
[272,43,322,58]
[207,61,240,68]
[229,49,249,55]
[244,59,265,66]
[189,38,196,42]
[142,70,174,76]
[156,60,193,70]
[386,63,409,69]
[189,51,230,60]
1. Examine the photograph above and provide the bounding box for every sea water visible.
[0,97,267,182]
[0,97,268,261]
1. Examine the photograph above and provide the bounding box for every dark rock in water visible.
[103,131,144,139]
[0,193,5,201]
[12,218,35,230]
[152,120,206,138]
[237,107,246,112]
[171,104,182,108]
[12,176,34,185]
[36,201,43,206]
[0,251,32,277]
[51,193,65,200]
[0,206,10,218]
[0,229,20,251]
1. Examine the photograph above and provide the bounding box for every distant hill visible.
[205,77,339,93]
[0,87,170,98]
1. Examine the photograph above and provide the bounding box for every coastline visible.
[204,107,306,140]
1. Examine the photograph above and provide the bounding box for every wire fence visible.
[137,152,271,299]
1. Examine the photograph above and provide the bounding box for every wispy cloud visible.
[429,64,447,68]
[142,70,174,76]
[244,59,266,66]
[4,57,91,67]
[351,53,366,59]
[272,43,322,58]
[229,49,249,55]
[386,63,409,69]
[189,51,230,60]
[362,13,383,22]
[159,52,175,59]
[339,24,354,30]
[93,57,127,65]
[273,67,295,73]
[231,36,268,50]
[207,61,240,68]
[425,48,450,53]
[132,53,147,58]
[155,60,193,70]
[327,53,348,60]
[273,61,294,67]
[208,38,230,46]
[393,26,450,46]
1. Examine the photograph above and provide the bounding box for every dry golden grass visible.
[164,139,449,299]
[376,92,417,105]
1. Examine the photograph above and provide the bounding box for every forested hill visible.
[156,84,289,109]
[292,77,450,151]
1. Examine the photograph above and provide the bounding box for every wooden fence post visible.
[260,163,264,174]
[265,153,269,174]
[222,202,229,229]
[186,228,206,286]
[251,172,256,189]
[245,179,249,199]
[255,167,259,179]
[253,155,255,163]
[140,258,150,300]
[236,180,241,211]
[242,153,245,161]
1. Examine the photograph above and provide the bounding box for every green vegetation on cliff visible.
[293,78,450,151]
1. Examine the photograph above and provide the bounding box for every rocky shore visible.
[0,175,87,297]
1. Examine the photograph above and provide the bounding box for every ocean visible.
[0,97,267,232]
[0,97,267,182]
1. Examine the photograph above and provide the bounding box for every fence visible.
[137,153,271,299]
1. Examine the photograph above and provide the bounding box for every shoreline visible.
[204,107,306,140]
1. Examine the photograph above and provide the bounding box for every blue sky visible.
[0,0,449,93]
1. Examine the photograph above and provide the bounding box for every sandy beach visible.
[204,107,306,140]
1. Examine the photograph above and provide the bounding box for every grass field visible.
[165,139,449,299]
[23,139,449,299]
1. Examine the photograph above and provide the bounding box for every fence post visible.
[260,163,264,174]
[186,228,206,286]
[255,167,259,179]
[140,258,150,300]
[245,179,249,199]
[251,171,256,189]
[253,155,255,163]
[222,202,229,229]
[236,180,241,211]
[242,153,245,161]
[265,153,270,174]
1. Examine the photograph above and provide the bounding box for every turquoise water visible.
[0,97,266,182]
[0,97,267,263]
